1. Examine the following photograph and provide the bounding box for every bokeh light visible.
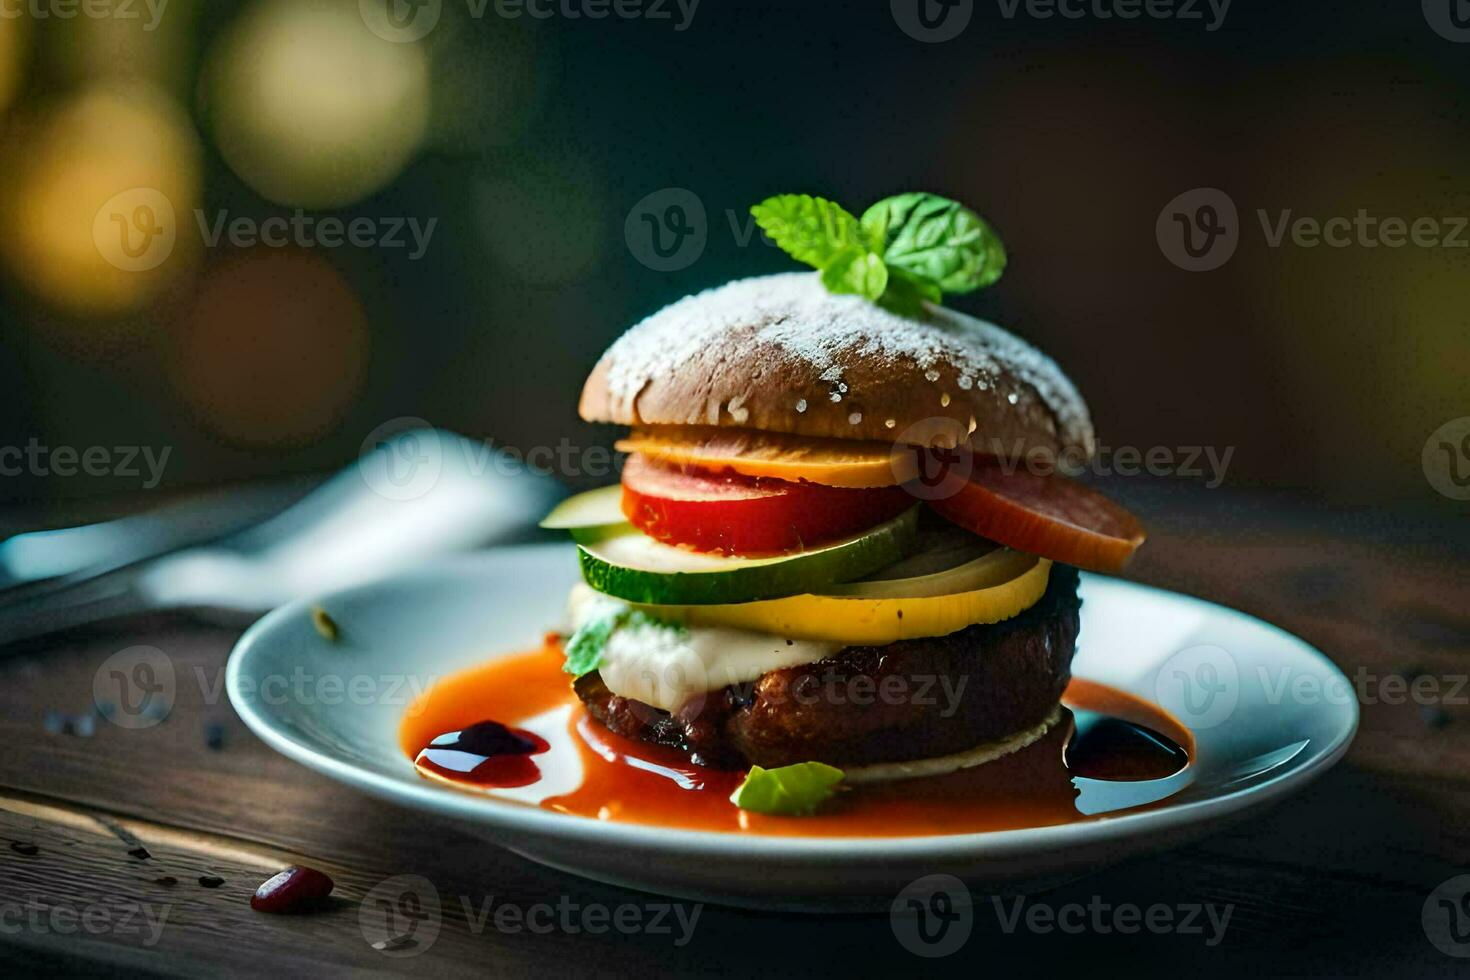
[0,12,25,116]
[203,0,430,209]
[169,250,369,447]
[0,83,201,316]
[49,0,197,90]
[1247,65,1470,499]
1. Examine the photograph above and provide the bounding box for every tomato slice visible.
[621,454,912,556]
[927,459,1145,572]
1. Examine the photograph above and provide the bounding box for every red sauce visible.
[400,643,1196,837]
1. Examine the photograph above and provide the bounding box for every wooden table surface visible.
[0,483,1466,977]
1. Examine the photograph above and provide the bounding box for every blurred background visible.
[0,0,1465,515]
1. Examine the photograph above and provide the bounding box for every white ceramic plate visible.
[227,545,1357,910]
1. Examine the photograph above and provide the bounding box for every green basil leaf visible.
[862,192,1007,294]
[751,194,866,269]
[562,606,683,678]
[562,611,622,677]
[729,762,845,816]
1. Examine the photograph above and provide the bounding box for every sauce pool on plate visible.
[400,642,1195,837]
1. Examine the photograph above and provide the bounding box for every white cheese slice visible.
[567,584,838,713]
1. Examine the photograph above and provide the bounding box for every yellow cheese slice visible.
[615,425,913,488]
[636,559,1051,645]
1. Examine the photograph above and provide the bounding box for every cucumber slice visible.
[540,485,624,532]
[826,548,1036,599]
[855,530,995,582]
[578,507,920,605]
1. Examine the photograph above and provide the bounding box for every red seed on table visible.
[251,865,335,914]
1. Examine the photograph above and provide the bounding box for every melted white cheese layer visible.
[567,584,839,713]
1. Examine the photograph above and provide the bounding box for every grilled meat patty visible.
[574,565,1081,769]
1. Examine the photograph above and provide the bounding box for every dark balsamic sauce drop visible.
[414,720,550,787]
[1065,709,1189,782]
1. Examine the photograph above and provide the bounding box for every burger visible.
[540,192,1145,814]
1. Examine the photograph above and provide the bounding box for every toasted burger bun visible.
[580,272,1095,459]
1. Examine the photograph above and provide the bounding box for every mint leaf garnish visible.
[862,192,1007,294]
[875,266,942,317]
[729,762,845,816]
[750,194,865,268]
[820,248,888,301]
[752,191,1005,315]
